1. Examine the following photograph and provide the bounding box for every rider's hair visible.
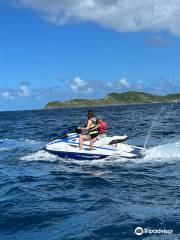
[88,110,94,119]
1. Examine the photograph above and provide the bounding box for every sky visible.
[1,0,180,111]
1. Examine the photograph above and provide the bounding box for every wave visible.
[20,150,59,162]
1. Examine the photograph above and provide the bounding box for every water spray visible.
[143,100,178,152]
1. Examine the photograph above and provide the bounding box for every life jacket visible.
[98,121,107,134]
[88,118,98,136]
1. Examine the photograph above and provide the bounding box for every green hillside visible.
[45,91,179,109]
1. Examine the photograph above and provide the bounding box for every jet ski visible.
[43,128,143,160]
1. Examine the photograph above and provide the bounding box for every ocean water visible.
[0,104,180,240]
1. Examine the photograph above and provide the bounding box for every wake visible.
[143,141,180,161]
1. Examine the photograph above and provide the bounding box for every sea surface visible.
[0,104,180,240]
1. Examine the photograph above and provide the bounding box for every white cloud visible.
[118,78,130,88]
[106,82,113,88]
[150,77,180,94]
[70,77,87,92]
[1,91,15,100]
[1,84,30,100]
[12,0,180,36]
[70,76,94,94]
[18,84,30,97]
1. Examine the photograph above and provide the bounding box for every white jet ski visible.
[43,128,143,160]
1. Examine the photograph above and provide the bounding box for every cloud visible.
[70,76,94,94]
[69,77,132,96]
[68,77,180,96]
[18,84,30,97]
[70,77,87,92]
[150,77,180,94]
[106,82,113,88]
[11,0,180,36]
[1,91,16,100]
[1,76,180,105]
[117,78,130,88]
[1,84,30,100]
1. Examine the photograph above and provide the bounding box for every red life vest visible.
[98,121,107,134]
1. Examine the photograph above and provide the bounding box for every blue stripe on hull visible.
[131,147,142,157]
[46,149,109,160]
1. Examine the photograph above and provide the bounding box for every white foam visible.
[20,150,59,162]
[70,155,134,168]
[0,147,12,152]
[23,139,42,144]
[143,141,180,162]
[78,141,180,166]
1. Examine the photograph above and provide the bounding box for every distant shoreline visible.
[44,101,176,109]
[45,91,179,109]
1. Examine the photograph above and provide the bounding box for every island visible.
[45,91,180,109]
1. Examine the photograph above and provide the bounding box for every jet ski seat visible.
[94,135,128,147]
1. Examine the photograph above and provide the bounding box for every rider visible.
[90,115,108,149]
[78,110,99,150]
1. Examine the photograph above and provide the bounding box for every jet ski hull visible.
[44,132,143,160]
[45,149,109,160]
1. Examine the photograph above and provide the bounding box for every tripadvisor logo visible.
[135,227,144,236]
[135,226,173,236]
